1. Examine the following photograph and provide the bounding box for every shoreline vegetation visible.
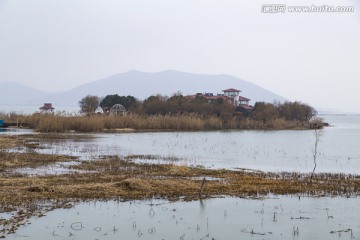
[0,134,359,237]
[1,93,325,132]
[1,109,324,134]
[27,114,323,133]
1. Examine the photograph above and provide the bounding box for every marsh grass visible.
[24,114,311,133]
[0,150,78,170]
[1,152,359,207]
[0,136,19,150]
[26,114,223,132]
[0,135,80,171]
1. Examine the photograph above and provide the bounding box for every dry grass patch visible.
[169,164,192,175]
[0,136,22,150]
[2,166,359,208]
[0,151,78,170]
[0,135,78,173]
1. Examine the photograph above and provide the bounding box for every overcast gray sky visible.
[0,0,359,112]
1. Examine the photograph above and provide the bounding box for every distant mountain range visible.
[0,82,50,105]
[0,70,287,107]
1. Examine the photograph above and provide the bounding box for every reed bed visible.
[25,114,310,133]
[26,114,227,132]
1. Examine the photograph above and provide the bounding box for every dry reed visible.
[24,114,314,133]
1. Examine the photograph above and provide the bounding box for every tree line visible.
[79,93,317,124]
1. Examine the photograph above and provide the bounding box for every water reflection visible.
[0,128,9,133]
[7,196,360,240]
[3,115,360,174]
[0,128,33,135]
[34,115,360,174]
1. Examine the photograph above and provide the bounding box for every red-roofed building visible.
[239,96,250,105]
[239,104,254,111]
[185,88,253,109]
[221,88,242,106]
[39,103,55,114]
[238,96,253,111]
[222,88,241,93]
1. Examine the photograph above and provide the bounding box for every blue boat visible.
[0,119,8,128]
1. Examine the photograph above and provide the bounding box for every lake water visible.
[6,196,360,240]
[2,115,360,239]
[30,114,360,174]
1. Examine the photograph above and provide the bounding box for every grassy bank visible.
[22,114,315,132]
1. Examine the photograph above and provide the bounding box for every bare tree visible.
[310,117,323,178]
[79,95,100,114]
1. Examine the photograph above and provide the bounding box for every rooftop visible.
[239,96,250,101]
[222,88,241,92]
[39,103,54,110]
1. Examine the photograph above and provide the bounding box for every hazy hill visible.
[28,70,287,106]
[0,82,49,105]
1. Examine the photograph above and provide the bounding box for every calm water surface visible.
[6,196,360,240]
[32,114,360,174]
